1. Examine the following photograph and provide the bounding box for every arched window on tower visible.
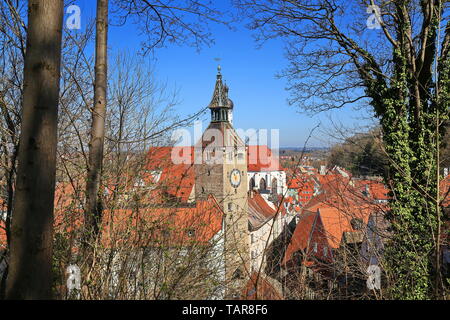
[259,178,266,191]
[249,177,255,191]
[222,109,228,121]
[271,178,278,195]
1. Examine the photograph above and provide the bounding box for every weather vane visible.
[214,57,222,73]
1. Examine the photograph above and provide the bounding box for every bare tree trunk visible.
[5,0,64,299]
[85,0,109,237]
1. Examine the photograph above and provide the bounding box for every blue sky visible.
[72,0,376,147]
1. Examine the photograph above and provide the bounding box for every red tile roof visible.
[51,167,224,249]
[248,192,278,231]
[249,193,277,218]
[353,179,390,201]
[53,188,224,249]
[101,194,224,248]
[283,176,380,266]
[146,147,195,203]
[283,211,320,265]
[247,145,282,172]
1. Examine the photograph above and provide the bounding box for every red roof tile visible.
[247,145,282,172]
[101,194,224,248]
[283,176,379,266]
[146,147,195,203]
[248,192,279,231]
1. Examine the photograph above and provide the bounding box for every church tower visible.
[195,67,249,298]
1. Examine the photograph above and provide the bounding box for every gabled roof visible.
[248,192,278,231]
[283,176,379,266]
[282,210,319,265]
[318,206,369,248]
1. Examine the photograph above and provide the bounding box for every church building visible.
[143,67,289,299]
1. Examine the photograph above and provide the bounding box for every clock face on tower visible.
[230,169,241,188]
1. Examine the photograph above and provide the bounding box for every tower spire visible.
[208,66,234,123]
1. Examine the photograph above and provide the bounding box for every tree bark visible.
[5,0,64,299]
[85,0,109,238]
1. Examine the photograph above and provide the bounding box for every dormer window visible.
[187,229,195,237]
[150,170,162,184]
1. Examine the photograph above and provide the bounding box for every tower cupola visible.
[209,66,234,123]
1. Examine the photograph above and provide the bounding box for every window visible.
[271,178,278,195]
[187,229,195,237]
[134,178,145,187]
[259,178,267,191]
[232,268,244,280]
[251,251,257,259]
[162,230,170,238]
[351,218,364,230]
[251,234,254,244]
[249,177,256,190]
[150,170,162,183]
[323,247,328,257]
[313,242,318,253]
[228,203,234,211]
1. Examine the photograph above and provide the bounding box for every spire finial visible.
[214,57,222,76]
